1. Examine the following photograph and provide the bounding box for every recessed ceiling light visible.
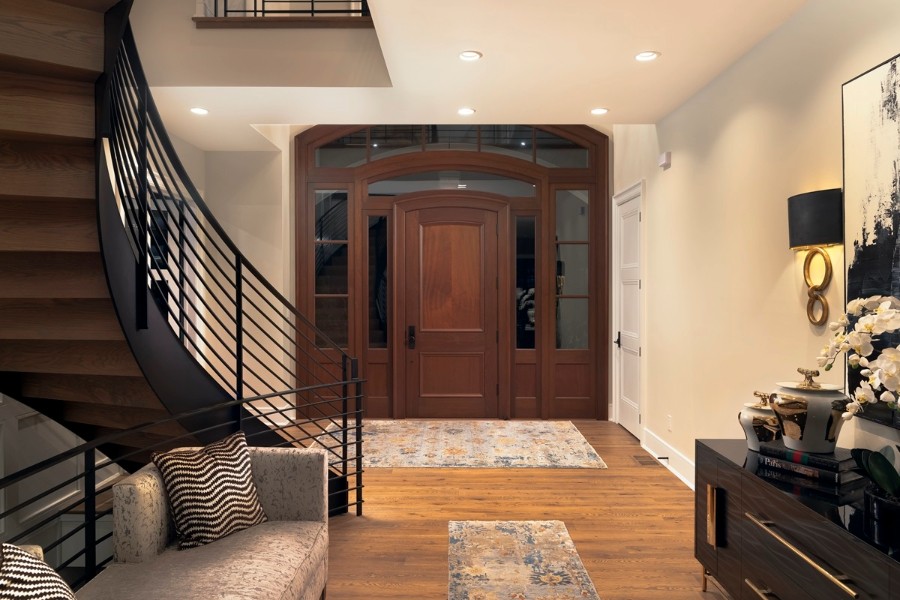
[190,107,209,115]
[590,107,609,116]
[458,107,476,116]
[635,51,660,62]
[457,184,468,189]
[459,50,483,61]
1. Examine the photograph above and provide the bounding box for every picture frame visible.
[842,52,900,429]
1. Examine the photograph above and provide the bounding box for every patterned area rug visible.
[356,420,606,468]
[448,520,601,600]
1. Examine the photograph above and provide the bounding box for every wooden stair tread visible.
[0,252,108,298]
[0,70,94,143]
[0,0,103,79]
[91,427,197,452]
[0,298,122,340]
[0,340,141,376]
[0,198,98,252]
[21,374,161,409]
[0,140,94,200]
[58,401,188,437]
[52,0,120,13]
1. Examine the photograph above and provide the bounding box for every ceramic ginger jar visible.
[770,367,849,454]
[738,391,781,451]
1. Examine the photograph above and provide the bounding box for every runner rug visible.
[448,520,601,600]
[355,420,606,468]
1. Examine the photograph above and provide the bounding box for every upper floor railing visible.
[202,0,370,18]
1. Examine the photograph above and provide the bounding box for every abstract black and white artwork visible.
[843,53,900,428]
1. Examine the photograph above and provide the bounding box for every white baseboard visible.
[641,428,695,490]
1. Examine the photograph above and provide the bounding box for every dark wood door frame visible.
[392,192,511,419]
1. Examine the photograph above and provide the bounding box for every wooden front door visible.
[395,195,508,418]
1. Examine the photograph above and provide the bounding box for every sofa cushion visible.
[152,431,267,549]
[75,521,328,600]
[0,543,75,600]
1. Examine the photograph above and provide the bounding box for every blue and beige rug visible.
[356,420,606,468]
[448,520,601,600]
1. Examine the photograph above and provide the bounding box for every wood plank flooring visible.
[327,420,726,599]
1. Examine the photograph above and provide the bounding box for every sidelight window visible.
[555,190,590,349]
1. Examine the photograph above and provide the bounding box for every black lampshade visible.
[787,188,843,249]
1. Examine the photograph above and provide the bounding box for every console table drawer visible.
[742,471,889,600]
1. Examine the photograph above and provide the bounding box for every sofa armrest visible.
[112,464,173,563]
[249,447,327,523]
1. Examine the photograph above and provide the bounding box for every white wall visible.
[614,0,900,485]
[204,151,284,290]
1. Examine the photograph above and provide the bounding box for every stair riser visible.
[0,0,103,79]
[0,140,95,200]
[21,374,160,409]
[0,252,108,298]
[0,298,122,340]
[0,198,98,252]
[0,70,94,143]
[0,340,141,376]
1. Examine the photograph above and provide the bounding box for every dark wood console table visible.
[695,439,900,599]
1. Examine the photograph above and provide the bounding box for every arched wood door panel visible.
[393,194,510,418]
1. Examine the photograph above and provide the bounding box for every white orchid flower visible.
[860,356,870,368]
[848,354,861,367]
[881,390,897,404]
[847,298,865,316]
[855,382,876,405]
[842,400,863,420]
[847,331,875,356]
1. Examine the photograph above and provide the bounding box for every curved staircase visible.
[0,0,191,464]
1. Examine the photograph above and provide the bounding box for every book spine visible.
[758,445,842,471]
[759,455,841,483]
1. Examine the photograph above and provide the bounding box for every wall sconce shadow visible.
[788,188,843,326]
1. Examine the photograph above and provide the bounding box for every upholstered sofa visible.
[77,446,328,600]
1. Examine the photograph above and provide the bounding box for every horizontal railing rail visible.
[0,384,363,589]
[208,0,370,18]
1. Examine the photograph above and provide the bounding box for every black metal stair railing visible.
[209,0,370,18]
[104,24,363,464]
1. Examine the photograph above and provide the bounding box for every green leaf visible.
[866,451,900,497]
[852,448,873,477]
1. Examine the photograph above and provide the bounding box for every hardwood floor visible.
[327,420,726,599]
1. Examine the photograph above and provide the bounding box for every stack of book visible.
[756,439,867,504]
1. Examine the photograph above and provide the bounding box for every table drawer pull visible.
[706,484,717,546]
[745,578,775,598]
[745,512,858,598]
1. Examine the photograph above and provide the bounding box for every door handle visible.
[614,332,621,348]
[407,325,416,349]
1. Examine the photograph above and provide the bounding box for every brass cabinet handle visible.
[744,578,774,598]
[706,484,717,546]
[745,512,859,598]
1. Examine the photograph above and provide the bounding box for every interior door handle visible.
[407,325,416,349]
[614,332,621,348]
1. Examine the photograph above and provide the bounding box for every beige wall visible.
[614,0,900,484]
[204,151,284,290]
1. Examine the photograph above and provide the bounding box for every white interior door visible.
[613,182,642,439]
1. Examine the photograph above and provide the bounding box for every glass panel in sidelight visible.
[555,244,588,296]
[516,216,536,349]
[315,296,348,348]
[315,243,348,294]
[555,190,589,241]
[556,298,589,349]
[368,216,389,348]
[315,190,348,242]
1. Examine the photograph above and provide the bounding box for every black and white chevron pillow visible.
[0,544,75,600]
[152,431,268,549]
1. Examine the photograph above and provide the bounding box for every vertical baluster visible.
[351,357,362,515]
[136,85,148,330]
[178,201,185,342]
[83,448,97,580]
[341,354,349,481]
[236,259,244,405]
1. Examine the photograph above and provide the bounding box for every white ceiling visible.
[131,0,808,152]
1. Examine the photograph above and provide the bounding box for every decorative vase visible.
[770,367,848,454]
[863,483,900,548]
[738,391,781,452]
